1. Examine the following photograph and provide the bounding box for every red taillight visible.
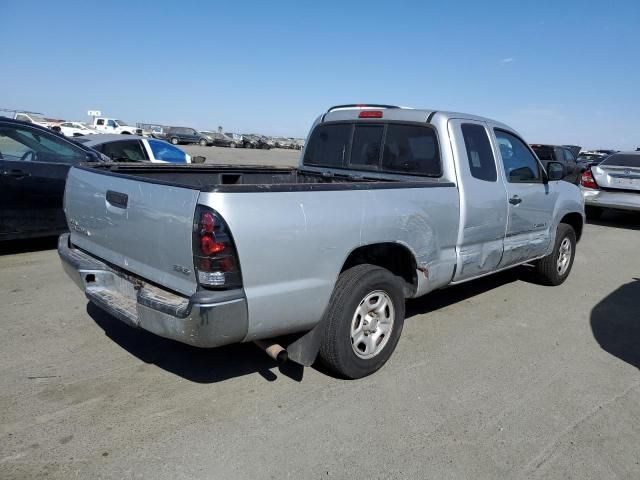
[359,110,383,118]
[200,235,225,255]
[580,169,599,189]
[201,211,215,233]
[193,207,242,289]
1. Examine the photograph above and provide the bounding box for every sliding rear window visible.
[303,122,441,176]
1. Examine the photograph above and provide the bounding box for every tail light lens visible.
[193,206,242,289]
[580,168,599,189]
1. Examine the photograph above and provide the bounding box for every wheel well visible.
[341,243,418,295]
[560,212,583,241]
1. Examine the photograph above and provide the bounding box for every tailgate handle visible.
[106,190,128,209]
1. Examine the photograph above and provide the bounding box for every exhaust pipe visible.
[254,340,288,364]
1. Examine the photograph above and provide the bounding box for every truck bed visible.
[81,163,450,192]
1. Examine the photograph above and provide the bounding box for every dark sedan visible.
[530,144,580,184]
[0,118,106,240]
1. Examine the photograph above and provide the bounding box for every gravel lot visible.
[1,147,639,479]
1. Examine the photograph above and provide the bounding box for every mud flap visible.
[286,318,328,367]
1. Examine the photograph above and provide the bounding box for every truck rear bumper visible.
[58,234,248,348]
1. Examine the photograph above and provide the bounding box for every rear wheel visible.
[535,223,576,286]
[170,137,179,145]
[585,206,603,220]
[319,264,405,379]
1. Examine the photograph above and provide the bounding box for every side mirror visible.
[547,161,566,181]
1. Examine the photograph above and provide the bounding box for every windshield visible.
[600,154,640,168]
[114,119,129,127]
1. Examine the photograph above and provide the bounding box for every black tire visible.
[585,206,604,220]
[199,139,207,147]
[534,223,576,286]
[230,142,236,148]
[170,137,179,145]
[318,264,406,379]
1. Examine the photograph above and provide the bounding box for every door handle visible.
[2,169,29,179]
[106,190,128,209]
[509,195,522,205]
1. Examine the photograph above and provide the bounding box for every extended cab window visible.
[495,130,541,183]
[461,124,496,181]
[303,123,352,168]
[382,124,440,176]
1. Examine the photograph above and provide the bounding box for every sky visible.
[0,0,638,149]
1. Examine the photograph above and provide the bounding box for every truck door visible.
[492,128,557,267]
[448,119,508,281]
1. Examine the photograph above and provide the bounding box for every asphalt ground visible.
[1,146,639,479]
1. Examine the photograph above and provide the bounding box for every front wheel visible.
[534,223,576,286]
[199,139,207,146]
[319,264,405,379]
[230,142,236,148]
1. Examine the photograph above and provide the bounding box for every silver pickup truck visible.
[59,104,584,378]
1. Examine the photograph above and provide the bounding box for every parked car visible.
[12,111,56,128]
[165,127,211,146]
[0,118,106,241]
[225,132,244,145]
[272,137,291,149]
[580,151,640,219]
[200,131,238,147]
[150,126,168,140]
[92,117,142,135]
[242,134,272,149]
[530,144,580,184]
[57,121,102,137]
[75,134,198,164]
[58,104,584,379]
[577,151,609,172]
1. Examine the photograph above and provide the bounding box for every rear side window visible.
[149,140,187,163]
[96,119,104,126]
[303,124,351,168]
[563,149,575,162]
[101,140,149,162]
[461,124,496,181]
[351,125,384,169]
[382,124,440,176]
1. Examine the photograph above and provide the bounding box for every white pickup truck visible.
[92,117,142,135]
[59,104,584,378]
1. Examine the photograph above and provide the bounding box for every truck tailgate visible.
[64,167,199,296]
